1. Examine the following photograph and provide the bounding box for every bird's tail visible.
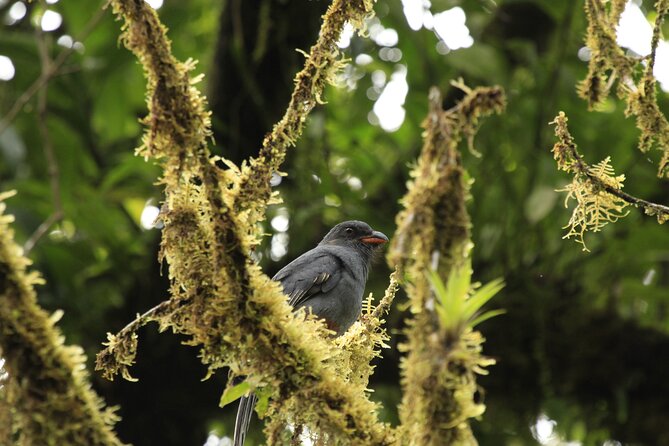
[233,393,257,446]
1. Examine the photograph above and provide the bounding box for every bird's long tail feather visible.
[233,394,257,446]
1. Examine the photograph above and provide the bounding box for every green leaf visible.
[255,388,272,418]
[462,278,505,322]
[445,262,472,307]
[219,381,251,408]
[469,309,507,329]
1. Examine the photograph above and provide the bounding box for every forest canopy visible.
[1,0,668,445]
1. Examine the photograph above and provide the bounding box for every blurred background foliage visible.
[1,0,668,445]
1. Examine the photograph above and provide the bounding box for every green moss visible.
[551,111,669,249]
[99,0,397,444]
[578,0,669,177]
[388,85,505,445]
[0,192,125,446]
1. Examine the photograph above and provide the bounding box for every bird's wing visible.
[273,248,342,309]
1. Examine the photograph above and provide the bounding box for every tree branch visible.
[0,192,125,446]
[388,85,505,445]
[552,111,669,224]
[24,15,65,254]
[97,0,396,443]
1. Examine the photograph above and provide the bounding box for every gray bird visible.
[233,220,389,446]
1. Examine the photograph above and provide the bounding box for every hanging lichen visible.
[551,111,669,251]
[0,191,125,446]
[388,84,506,446]
[579,0,669,177]
[558,157,629,250]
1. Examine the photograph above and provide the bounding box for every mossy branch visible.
[97,0,395,444]
[579,0,669,177]
[388,85,505,445]
[551,111,669,250]
[0,191,125,446]
[234,0,375,225]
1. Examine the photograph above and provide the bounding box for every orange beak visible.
[360,230,389,245]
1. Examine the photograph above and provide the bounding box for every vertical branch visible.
[233,0,374,225]
[579,0,669,177]
[389,85,505,445]
[24,20,64,254]
[0,192,125,446]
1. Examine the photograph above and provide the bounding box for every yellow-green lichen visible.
[0,191,125,446]
[551,111,669,250]
[579,0,669,177]
[388,85,505,446]
[98,0,397,444]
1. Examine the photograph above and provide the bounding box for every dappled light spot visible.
[140,203,160,230]
[324,194,341,207]
[617,2,652,56]
[355,53,373,65]
[347,176,362,191]
[372,65,408,132]
[40,10,62,32]
[616,1,669,90]
[270,232,289,261]
[373,28,398,47]
[433,7,473,51]
[0,55,15,81]
[435,41,450,55]
[5,1,26,25]
[57,34,74,48]
[337,22,354,49]
[202,433,231,446]
[530,414,559,445]
[577,46,591,61]
[643,268,656,286]
[145,0,163,10]
[379,47,402,62]
[270,171,282,187]
[271,210,289,233]
[401,0,428,31]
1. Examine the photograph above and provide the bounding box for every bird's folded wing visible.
[272,249,342,308]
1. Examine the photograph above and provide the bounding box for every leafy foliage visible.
[427,263,505,339]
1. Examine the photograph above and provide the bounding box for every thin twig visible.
[24,12,65,254]
[106,299,183,343]
[564,128,669,219]
[0,0,109,136]
[24,211,63,253]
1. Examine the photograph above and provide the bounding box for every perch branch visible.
[97,0,396,444]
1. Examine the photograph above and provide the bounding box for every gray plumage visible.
[233,220,388,446]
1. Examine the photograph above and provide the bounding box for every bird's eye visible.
[345,227,353,234]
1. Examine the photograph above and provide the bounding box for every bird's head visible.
[319,220,389,254]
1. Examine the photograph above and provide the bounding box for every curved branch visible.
[98,0,395,444]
